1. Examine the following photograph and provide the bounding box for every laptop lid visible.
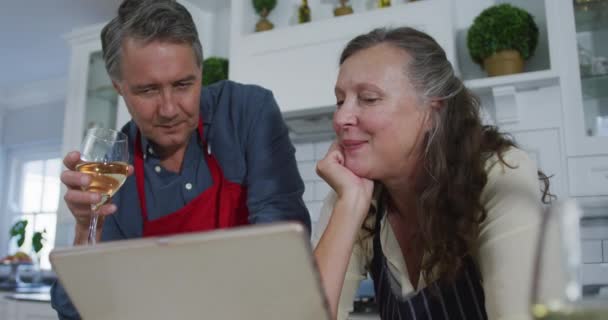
[50,223,329,320]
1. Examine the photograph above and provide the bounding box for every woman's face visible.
[334,43,431,181]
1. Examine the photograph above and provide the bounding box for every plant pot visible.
[255,8,274,32]
[255,17,274,32]
[334,5,353,16]
[482,50,524,77]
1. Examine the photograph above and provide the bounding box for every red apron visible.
[134,117,249,237]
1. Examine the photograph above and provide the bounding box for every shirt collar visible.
[139,127,202,160]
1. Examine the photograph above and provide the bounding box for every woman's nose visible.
[333,104,357,129]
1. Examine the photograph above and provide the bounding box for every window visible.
[6,150,61,270]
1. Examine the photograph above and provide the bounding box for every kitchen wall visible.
[2,102,65,147]
[294,139,334,231]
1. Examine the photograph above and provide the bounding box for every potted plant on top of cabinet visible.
[467,3,539,77]
[253,0,277,32]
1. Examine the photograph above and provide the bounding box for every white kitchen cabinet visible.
[229,0,456,113]
[568,155,608,197]
[556,0,608,157]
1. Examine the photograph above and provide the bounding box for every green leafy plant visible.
[467,4,539,65]
[9,220,28,248]
[202,57,229,86]
[32,230,47,254]
[8,220,47,254]
[252,0,277,15]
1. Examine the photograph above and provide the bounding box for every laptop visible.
[50,222,330,320]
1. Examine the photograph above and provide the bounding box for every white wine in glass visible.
[77,128,129,245]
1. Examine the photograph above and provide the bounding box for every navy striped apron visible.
[369,202,488,320]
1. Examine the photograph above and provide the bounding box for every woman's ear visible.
[429,99,443,111]
[422,100,442,131]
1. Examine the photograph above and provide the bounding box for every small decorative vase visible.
[255,8,274,32]
[334,0,353,16]
[298,0,311,24]
[483,49,524,77]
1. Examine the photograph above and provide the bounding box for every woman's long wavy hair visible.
[340,27,552,284]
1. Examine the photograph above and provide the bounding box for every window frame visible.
[0,143,61,269]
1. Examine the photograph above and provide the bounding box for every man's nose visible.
[159,88,177,118]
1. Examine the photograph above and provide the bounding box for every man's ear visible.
[112,80,123,96]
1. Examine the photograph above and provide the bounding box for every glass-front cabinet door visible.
[574,0,608,137]
[560,0,608,156]
[83,51,119,138]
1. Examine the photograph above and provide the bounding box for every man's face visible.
[113,38,202,153]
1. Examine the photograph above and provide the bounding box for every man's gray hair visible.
[101,0,203,80]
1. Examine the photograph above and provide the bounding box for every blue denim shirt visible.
[51,80,311,319]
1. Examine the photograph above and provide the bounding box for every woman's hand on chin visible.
[316,142,374,214]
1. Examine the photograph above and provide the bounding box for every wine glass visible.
[77,128,129,245]
[531,200,608,319]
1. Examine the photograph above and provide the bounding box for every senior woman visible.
[313,27,563,320]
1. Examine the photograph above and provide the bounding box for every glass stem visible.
[88,206,99,245]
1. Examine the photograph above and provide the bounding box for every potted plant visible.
[1,220,34,289]
[202,57,229,86]
[253,0,277,32]
[467,4,539,77]
[2,220,46,265]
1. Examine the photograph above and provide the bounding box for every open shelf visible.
[455,0,552,83]
[239,0,427,36]
[464,70,559,94]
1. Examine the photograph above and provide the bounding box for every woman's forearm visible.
[314,196,369,320]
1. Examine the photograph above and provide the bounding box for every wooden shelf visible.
[464,70,560,94]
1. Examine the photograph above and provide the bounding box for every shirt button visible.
[148,147,154,154]
[185,183,193,190]
[154,166,161,173]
